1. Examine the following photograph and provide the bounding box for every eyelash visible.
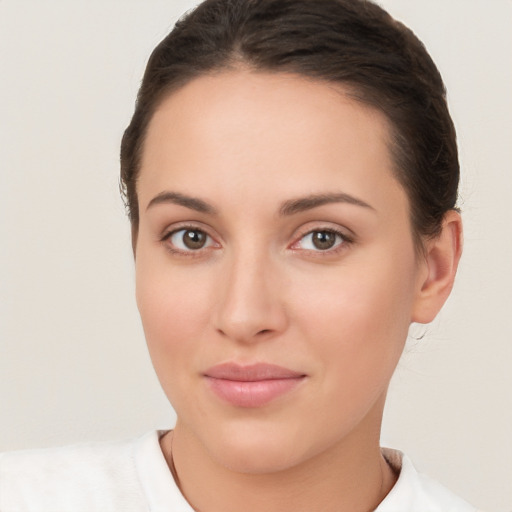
[291,227,352,256]
[160,225,353,257]
[160,224,217,258]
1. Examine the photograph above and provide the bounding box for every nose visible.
[213,249,288,343]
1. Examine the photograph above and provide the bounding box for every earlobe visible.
[411,210,463,324]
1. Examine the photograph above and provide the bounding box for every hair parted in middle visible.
[121,0,459,247]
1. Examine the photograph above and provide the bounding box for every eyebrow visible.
[146,190,374,216]
[146,191,218,215]
[279,192,375,216]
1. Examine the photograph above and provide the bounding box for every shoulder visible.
[0,432,162,512]
[377,448,481,512]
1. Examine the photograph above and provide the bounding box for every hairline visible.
[129,63,430,254]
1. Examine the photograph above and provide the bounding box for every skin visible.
[134,70,462,512]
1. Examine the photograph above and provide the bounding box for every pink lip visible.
[203,363,306,408]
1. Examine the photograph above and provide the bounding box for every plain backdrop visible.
[1,1,511,511]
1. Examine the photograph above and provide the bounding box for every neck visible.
[161,400,397,512]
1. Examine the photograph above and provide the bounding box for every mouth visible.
[203,362,307,408]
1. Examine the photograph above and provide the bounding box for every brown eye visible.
[297,230,345,251]
[312,231,337,250]
[169,229,211,251]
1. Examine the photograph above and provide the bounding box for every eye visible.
[166,228,214,251]
[296,229,346,251]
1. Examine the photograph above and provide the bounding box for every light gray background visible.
[1,1,511,511]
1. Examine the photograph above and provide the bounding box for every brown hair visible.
[120,0,459,244]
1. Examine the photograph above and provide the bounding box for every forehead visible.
[138,70,406,218]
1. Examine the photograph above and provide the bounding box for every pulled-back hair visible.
[120,0,458,244]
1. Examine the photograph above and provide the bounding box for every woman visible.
[0,0,481,510]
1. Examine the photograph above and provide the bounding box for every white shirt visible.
[0,431,480,512]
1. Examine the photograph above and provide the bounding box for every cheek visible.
[135,251,214,389]
[290,252,417,386]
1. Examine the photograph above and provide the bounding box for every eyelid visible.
[160,220,216,239]
[160,222,221,255]
[289,224,354,253]
[158,221,354,256]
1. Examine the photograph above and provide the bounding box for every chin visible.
[195,416,320,475]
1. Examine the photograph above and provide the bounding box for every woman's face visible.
[135,71,428,472]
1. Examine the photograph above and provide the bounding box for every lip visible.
[203,362,306,408]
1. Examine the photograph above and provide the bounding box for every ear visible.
[411,210,463,324]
